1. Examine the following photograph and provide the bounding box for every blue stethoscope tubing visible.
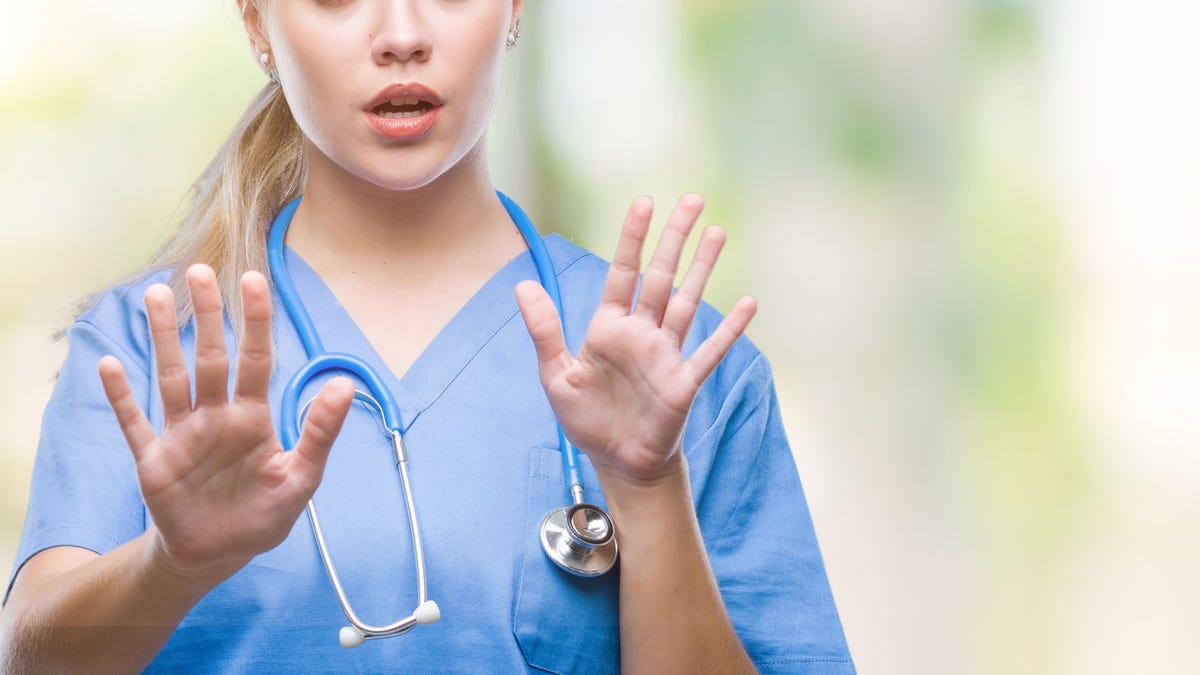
[267,191,617,649]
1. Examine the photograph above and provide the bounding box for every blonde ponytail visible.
[125,81,306,332]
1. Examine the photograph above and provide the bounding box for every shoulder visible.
[543,233,609,283]
[67,270,173,371]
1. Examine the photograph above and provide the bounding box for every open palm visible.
[98,266,354,577]
[516,195,756,483]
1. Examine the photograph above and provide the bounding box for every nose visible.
[370,0,432,66]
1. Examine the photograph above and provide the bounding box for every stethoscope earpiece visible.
[339,626,366,649]
[337,600,441,649]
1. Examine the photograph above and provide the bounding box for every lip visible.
[364,106,441,141]
[364,82,445,112]
[363,82,444,141]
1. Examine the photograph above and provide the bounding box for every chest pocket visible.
[513,447,620,674]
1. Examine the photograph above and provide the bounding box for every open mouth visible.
[372,96,435,118]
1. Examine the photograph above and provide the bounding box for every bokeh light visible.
[2,2,1198,672]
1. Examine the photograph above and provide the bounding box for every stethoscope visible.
[267,191,618,649]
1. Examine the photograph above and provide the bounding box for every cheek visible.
[274,29,362,149]
[452,39,507,137]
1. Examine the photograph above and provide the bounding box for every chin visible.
[363,138,475,190]
[306,133,455,195]
[363,172,441,192]
[347,156,452,193]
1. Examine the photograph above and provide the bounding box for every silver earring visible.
[506,21,521,48]
[259,52,279,85]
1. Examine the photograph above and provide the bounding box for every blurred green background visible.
[3,2,1199,672]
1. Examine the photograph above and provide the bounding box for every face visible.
[243,0,521,192]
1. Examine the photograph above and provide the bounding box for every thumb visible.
[289,376,355,494]
[515,280,572,384]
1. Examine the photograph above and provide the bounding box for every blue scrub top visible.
[8,233,854,673]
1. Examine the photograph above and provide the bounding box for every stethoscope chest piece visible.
[540,503,618,577]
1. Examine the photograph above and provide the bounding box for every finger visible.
[289,376,355,495]
[98,356,158,461]
[598,197,653,312]
[145,283,192,422]
[687,296,758,384]
[234,271,274,403]
[662,225,726,348]
[188,265,230,408]
[633,193,704,325]
[515,280,572,384]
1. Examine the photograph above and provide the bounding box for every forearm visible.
[599,458,756,675]
[0,529,232,674]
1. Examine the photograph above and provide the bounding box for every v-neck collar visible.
[280,234,588,432]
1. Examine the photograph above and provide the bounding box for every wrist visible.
[593,455,694,525]
[588,438,687,487]
[140,529,242,594]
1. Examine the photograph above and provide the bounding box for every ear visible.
[511,0,524,26]
[239,0,270,54]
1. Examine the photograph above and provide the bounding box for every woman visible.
[0,1,853,672]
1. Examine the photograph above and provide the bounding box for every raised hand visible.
[98,265,354,578]
[515,194,756,484]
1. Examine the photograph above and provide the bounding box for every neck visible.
[285,141,524,283]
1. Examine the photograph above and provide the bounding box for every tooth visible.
[406,96,419,105]
[379,110,425,119]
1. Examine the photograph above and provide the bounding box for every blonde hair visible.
[145,80,306,331]
[84,1,305,333]
[74,82,303,334]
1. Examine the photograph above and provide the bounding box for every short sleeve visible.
[4,312,151,603]
[686,349,856,674]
